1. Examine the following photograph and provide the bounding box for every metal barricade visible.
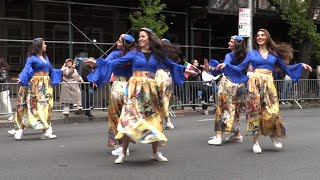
[0,82,110,117]
[172,80,218,109]
[0,79,319,118]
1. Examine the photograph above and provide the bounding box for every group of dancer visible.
[8,28,312,164]
[208,29,312,154]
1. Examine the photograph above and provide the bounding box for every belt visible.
[34,72,49,76]
[132,71,155,78]
[254,68,272,75]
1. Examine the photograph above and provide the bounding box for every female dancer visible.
[155,38,176,129]
[89,34,135,156]
[86,28,195,164]
[208,35,247,145]
[14,38,63,140]
[217,29,312,153]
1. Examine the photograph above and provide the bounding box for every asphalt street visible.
[0,108,320,180]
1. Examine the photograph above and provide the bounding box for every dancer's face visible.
[138,31,149,49]
[116,35,124,50]
[256,31,267,45]
[41,41,47,52]
[228,36,235,51]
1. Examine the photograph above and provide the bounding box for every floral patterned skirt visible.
[15,86,28,129]
[23,73,53,129]
[215,75,246,133]
[107,77,128,147]
[115,71,167,146]
[154,69,173,119]
[246,69,286,137]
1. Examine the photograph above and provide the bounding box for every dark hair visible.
[121,37,136,56]
[0,57,10,70]
[138,29,180,62]
[232,36,247,63]
[27,38,47,58]
[254,29,293,61]
[162,41,182,63]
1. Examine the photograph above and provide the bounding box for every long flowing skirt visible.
[215,75,246,133]
[246,69,286,137]
[25,74,53,129]
[154,69,173,119]
[115,71,167,146]
[15,86,29,129]
[107,77,128,147]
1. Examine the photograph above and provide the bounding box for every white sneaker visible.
[253,143,262,154]
[208,137,222,145]
[270,137,283,149]
[151,152,168,162]
[226,135,243,143]
[14,129,23,140]
[8,115,14,121]
[202,110,209,115]
[111,147,130,156]
[8,129,17,135]
[166,122,175,129]
[47,126,53,134]
[41,130,57,140]
[115,154,127,164]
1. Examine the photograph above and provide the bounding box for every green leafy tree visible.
[268,0,320,77]
[129,0,168,38]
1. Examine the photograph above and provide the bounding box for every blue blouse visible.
[223,50,303,83]
[224,52,240,65]
[88,50,186,86]
[18,55,62,86]
[91,50,133,87]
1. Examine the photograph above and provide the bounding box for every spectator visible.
[0,57,13,121]
[81,57,96,119]
[281,74,292,105]
[60,58,83,118]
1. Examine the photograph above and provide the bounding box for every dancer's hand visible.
[17,79,21,83]
[303,63,312,72]
[216,63,226,70]
[92,82,97,88]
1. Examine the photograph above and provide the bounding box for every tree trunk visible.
[298,38,313,79]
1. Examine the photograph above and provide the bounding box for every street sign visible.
[238,8,251,37]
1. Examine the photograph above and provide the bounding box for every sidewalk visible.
[1,102,320,128]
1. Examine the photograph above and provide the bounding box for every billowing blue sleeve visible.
[163,57,186,86]
[223,53,233,64]
[18,57,33,86]
[87,50,135,87]
[222,52,251,83]
[275,56,304,82]
[208,59,222,76]
[86,51,121,88]
[48,58,62,86]
[96,51,121,68]
[50,68,62,86]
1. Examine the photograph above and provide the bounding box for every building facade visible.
[0,0,313,75]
